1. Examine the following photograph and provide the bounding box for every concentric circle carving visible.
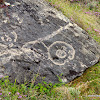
[48,41,75,65]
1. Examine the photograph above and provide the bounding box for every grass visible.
[0,76,82,100]
[0,0,100,100]
[0,75,94,100]
[67,62,100,95]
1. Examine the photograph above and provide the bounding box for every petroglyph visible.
[0,30,20,65]
[22,40,75,65]
[0,43,22,65]
[21,42,48,61]
[11,31,17,42]
[48,41,75,65]
[0,0,99,84]
[22,24,70,48]
[0,31,18,47]
[21,24,74,63]
[0,22,74,66]
[0,23,71,65]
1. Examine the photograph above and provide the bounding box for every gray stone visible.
[0,0,100,84]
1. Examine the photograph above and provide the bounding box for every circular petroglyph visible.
[48,41,75,65]
[0,31,17,47]
[56,49,67,59]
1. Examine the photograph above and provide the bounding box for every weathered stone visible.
[0,0,100,84]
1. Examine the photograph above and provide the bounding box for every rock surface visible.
[0,0,100,84]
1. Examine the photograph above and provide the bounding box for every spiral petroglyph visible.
[48,41,75,65]
[22,40,75,64]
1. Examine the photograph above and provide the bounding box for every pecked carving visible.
[48,41,75,65]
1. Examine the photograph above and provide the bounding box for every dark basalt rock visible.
[0,0,100,84]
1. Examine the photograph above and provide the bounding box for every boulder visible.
[0,0,100,84]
